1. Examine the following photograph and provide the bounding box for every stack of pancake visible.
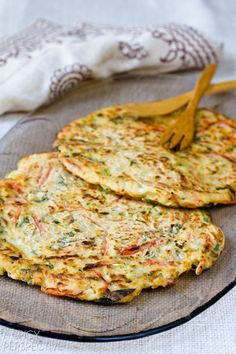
[0,105,235,303]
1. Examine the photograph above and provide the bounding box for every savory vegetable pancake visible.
[55,107,236,208]
[0,153,224,303]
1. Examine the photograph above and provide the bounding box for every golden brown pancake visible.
[55,107,236,208]
[0,153,224,303]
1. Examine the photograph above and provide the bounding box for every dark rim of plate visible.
[0,279,235,342]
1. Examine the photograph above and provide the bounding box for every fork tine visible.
[179,135,188,151]
[160,128,175,145]
[168,130,184,149]
[179,130,194,150]
[160,64,216,151]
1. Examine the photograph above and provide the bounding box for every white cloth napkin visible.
[0,19,221,116]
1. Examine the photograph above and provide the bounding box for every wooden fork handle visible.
[122,76,236,117]
[186,64,217,114]
[207,80,236,95]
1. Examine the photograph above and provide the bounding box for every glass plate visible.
[0,74,235,342]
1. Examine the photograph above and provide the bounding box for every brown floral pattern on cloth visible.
[119,41,148,60]
[49,63,92,102]
[0,20,219,69]
[151,24,217,70]
[0,19,62,66]
[63,22,148,39]
[63,23,218,69]
[0,20,221,115]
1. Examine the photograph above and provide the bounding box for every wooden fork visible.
[160,63,216,150]
[122,79,236,117]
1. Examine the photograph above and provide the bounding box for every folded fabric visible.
[0,19,221,116]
